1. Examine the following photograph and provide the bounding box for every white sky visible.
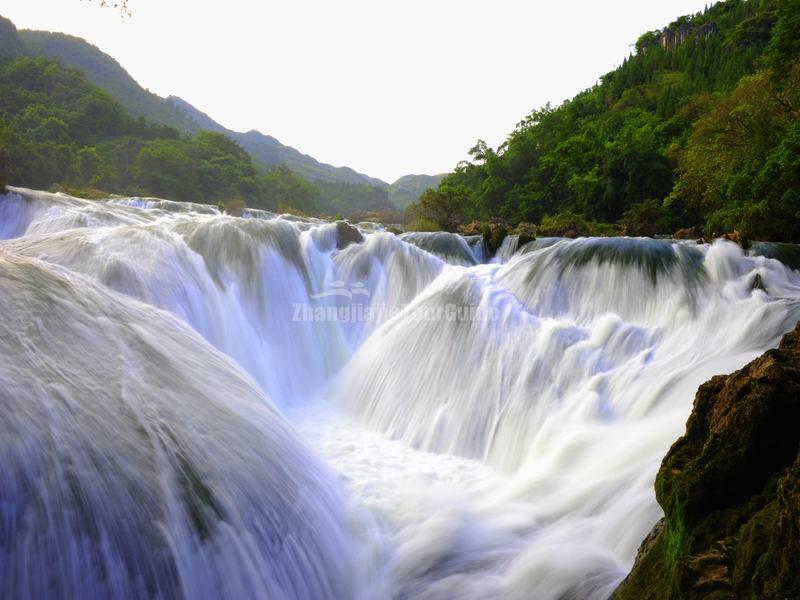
[3,0,711,182]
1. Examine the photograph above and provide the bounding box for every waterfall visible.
[399,231,479,266]
[2,187,800,599]
[335,236,800,597]
[0,251,359,600]
[491,234,520,263]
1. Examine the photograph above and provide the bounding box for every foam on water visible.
[2,187,800,599]
[0,251,361,600]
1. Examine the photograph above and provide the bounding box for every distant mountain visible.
[166,96,387,187]
[15,28,388,187]
[3,17,440,206]
[388,174,445,210]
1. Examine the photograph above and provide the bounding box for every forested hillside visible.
[19,29,198,133]
[411,0,800,241]
[18,28,388,188]
[0,15,401,217]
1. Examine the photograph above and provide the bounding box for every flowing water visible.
[2,187,800,600]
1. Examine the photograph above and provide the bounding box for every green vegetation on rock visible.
[613,321,800,599]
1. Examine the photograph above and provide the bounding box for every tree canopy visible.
[411,0,800,241]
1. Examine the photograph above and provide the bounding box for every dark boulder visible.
[335,221,364,250]
[751,273,767,293]
[613,322,800,599]
[386,224,404,235]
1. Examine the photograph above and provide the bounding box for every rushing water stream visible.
[2,187,800,599]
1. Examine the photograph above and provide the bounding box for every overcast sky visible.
[4,0,712,182]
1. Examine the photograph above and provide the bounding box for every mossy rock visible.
[481,219,509,257]
[515,222,537,246]
[458,220,483,236]
[614,323,800,600]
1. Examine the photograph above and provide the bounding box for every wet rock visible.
[674,227,703,240]
[386,224,404,235]
[724,230,752,250]
[515,222,537,247]
[613,321,800,600]
[459,220,483,237]
[481,219,509,257]
[335,221,364,250]
[459,220,509,258]
[751,272,767,293]
[537,216,583,238]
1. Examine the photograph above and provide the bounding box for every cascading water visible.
[2,186,799,599]
[0,252,360,600]
[399,231,478,267]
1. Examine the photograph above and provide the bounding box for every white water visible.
[2,187,800,599]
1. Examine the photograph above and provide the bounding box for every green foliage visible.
[314,180,395,216]
[0,54,394,216]
[671,60,800,240]
[621,199,678,237]
[405,187,467,231]
[405,216,440,232]
[763,0,800,77]
[413,0,799,241]
[536,212,617,237]
[537,212,591,237]
[256,164,318,213]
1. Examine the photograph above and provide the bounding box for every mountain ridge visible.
[164,95,388,187]
[11,24,437,194]
[0,13,401,217]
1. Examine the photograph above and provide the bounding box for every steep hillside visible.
[413,0,800,241]
[19,29,198,133]
[0,13,475,211]
[0,15,24,59]
[0,19,366,216]
[11,26,388,188]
